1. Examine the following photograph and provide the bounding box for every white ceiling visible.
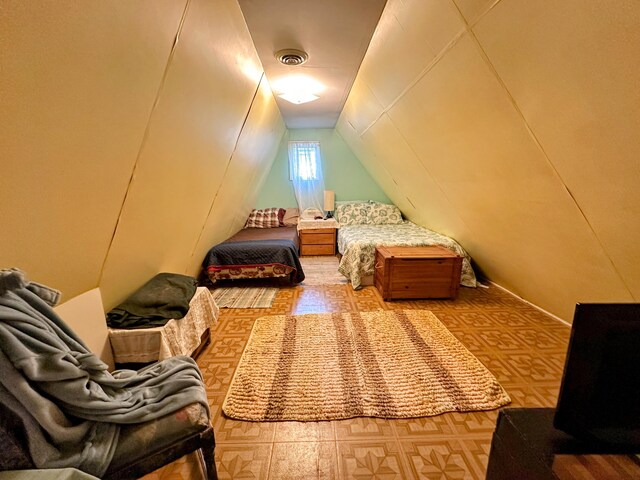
[238,0,387,129]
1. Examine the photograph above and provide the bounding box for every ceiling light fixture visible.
[272,49,322,105]
[278,92,319,105]
[275,49,309,66]
[272,74,325,105]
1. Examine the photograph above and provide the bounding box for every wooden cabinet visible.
[374,245,462,300]
[299,228,336,256]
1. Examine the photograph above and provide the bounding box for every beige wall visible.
[337,0,640,321]
[3,0,638,326]
[1,0,284,320]
[189,77,287,274]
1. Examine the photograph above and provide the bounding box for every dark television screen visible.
[554,303,640,447]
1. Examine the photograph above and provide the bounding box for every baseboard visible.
[486,280,572,328]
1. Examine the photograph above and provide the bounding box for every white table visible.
[108,287,219,364]
[297,217,339,231]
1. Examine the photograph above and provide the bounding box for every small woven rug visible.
[223,310,511,421]
[299,256,348,286]
[209,287,277,308]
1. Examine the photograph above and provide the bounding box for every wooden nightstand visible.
[298,218,338,256]
[300,228,336,256]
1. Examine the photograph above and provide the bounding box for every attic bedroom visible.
[1,0,639,479]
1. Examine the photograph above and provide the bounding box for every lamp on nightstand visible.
[324,190,335,219]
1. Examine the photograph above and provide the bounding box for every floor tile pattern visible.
[142,275,571,479]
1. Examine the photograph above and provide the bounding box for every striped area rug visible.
[223,310,511,421]
[209,287,277,308]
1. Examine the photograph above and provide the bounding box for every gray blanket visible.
[0,269,209,477]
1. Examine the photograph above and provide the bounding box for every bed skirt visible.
[206,263,294,283]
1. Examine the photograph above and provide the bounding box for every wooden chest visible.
[299,228,336,256]
[374,245,462,300]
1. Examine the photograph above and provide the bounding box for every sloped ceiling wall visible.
[337,0,640,320]
[0,0,285,309]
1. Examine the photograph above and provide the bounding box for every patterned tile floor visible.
[142,278,571,480]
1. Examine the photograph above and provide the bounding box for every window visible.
[287,141,325,212]
[289,141,320,180]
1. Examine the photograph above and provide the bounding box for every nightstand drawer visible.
[301,244,335,256]
[301,228,335,235]
[299,226,337,256]
[300,233,335,245]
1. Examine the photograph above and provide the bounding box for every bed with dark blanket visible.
[202,226,305,284]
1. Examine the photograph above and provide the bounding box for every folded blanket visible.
[106,272,197,329]
[0,269,209,477]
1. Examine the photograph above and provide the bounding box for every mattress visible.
[108,287,219,364]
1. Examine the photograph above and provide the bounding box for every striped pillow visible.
[244,208,285,228]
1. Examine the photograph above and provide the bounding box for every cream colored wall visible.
[337,0,640,321]
[189,77,287,274]
[97,0,286,308]
[0,1,186,300]
[1,0,284,316]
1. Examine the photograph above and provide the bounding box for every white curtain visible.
[288,141,325,214]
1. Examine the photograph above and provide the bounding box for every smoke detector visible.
[275,49,309,66]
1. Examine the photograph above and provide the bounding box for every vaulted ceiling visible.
[1,0,638,324]
[237,0,387,128]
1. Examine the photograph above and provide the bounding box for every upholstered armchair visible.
[0,269,218,479]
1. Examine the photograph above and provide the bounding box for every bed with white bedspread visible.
[334,202,477,290]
